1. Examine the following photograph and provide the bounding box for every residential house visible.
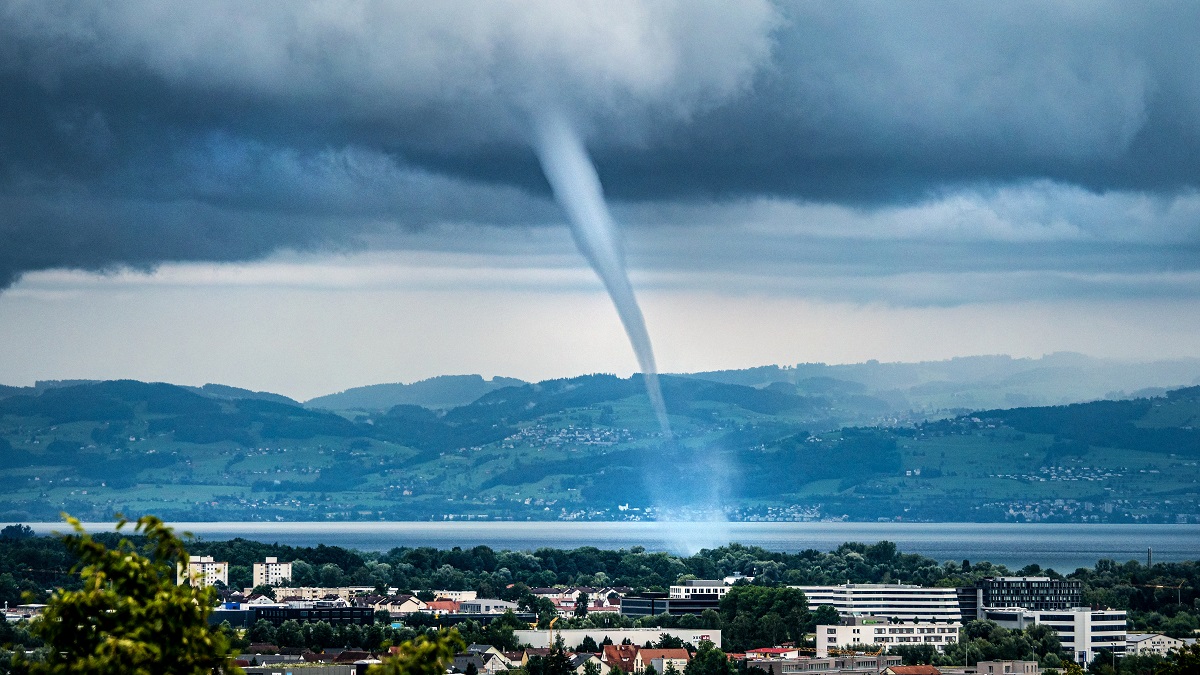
[243,594,281,606]
[637,648,689,673]
[460,644,519,673]
[521,648,552,667]
[603,644,638,673]
[422,600,460,616]
[570,653,610,675]
[745,648,800,660]
[453,652,489,674]
[373,594,427,616]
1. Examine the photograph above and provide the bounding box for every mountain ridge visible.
[1,371,1199,524]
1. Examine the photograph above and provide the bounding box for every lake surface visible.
[19,521,1199,571]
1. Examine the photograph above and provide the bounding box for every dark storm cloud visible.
[0,1,1197,294]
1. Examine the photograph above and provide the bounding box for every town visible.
[22,554,1156,674]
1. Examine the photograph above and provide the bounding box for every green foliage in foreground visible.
[368,629,464,675]
[16,515,239,675]
[1151,643,1200,675]
[684,641,735,675]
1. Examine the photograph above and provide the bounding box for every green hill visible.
[1,375,1198,524]
[304,374,527,411]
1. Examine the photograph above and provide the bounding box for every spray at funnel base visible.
[532,113,672,440]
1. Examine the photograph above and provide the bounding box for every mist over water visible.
[531,112,735,537]
[532,112,672,440]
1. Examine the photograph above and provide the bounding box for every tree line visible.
[4,521,1200,671]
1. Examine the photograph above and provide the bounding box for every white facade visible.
[433,590,478,602]
[983,607,1126,664]
[1126,633,1185,657]
[975,661,1040,675]
[177,555,228,587]
[516,628,721,649]
[670,580,730,600]
[273,586,374,600]
[252,557,293,587]
[795,584,963,622]
[781,655,903,673]
[460,599,519,614]
[816,619,961,657]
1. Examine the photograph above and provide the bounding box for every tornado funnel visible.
[532,112,672,439]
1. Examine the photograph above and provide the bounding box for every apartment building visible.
[252,557,292,588]
[177,555,229,587]
[816,617,961,657]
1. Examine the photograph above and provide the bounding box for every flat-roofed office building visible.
[974,577,1083,614]
[816,616,961,657]
[792,583,963,622]
[982,607,1126,664]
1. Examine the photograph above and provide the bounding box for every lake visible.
[19,520,1200,571]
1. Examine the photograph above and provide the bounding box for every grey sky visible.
[1,1,1198,397]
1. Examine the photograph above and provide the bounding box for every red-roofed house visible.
[745,648,800,660]
[603,644,639,673]
[636,648,690,672]
[421,600,460,616]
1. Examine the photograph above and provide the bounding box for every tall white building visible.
[982,607,1127,664]
[794,583,963,622]
[816,617,961,657]
[252,557,293,588]
[177,555,228,587]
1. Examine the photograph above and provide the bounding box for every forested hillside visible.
[1,375,1199,523]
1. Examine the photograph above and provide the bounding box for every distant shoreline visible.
[10,520,1197,570]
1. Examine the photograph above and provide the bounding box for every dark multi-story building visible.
[619,593,721,618]
[210,605,376,628]
[956,586,979,620]
[958,577,1083,618]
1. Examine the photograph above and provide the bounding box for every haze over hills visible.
[305,375,528,411]
[685,352,1200,412]
[0,380,300,407]
[295,353,1200,415]
[1,354,1200,525]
